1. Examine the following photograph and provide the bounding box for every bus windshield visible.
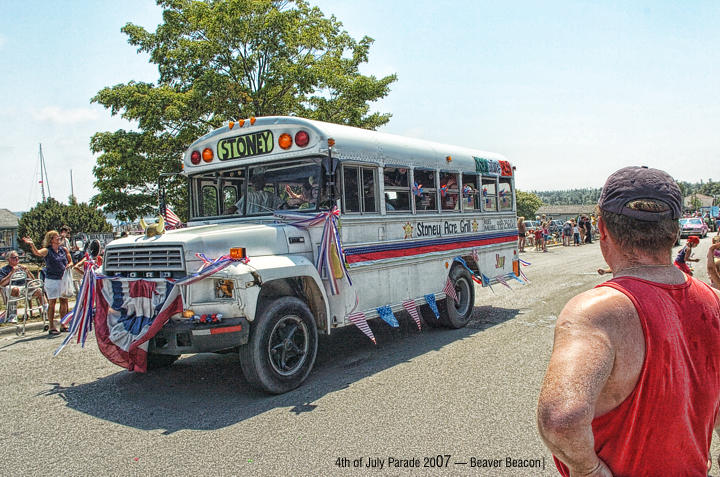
[189,158,326,218]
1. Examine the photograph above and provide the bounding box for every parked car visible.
[523,220,540,233]
[679,218,708,238]
[548,220,564,235]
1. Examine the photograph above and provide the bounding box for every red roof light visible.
[190,150,201,164]
[295,130,309,148]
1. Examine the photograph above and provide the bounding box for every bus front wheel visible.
[439,267,475,328]
[239,296,318,394]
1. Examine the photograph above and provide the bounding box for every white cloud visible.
[31,106,100,124]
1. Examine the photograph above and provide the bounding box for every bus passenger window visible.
[499,179,513,211]
[414,169,437,212]
[342,166,360,212]
[363,168,377,213]
[481,178,497,212]
[383,166,410,212]
[462,173,479,211]
[440,172,459,211]
[201,185,218,216]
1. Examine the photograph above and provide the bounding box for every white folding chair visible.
[0,269,48,336]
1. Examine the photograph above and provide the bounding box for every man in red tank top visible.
[537,166,720,476]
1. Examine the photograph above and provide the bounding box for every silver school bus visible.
[102,116,519,394]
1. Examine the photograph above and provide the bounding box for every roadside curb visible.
[0,321,47,336]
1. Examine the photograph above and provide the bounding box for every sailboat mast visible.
[39,144,46,202]
[40,144,51,200]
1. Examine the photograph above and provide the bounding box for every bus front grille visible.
[103,246,186,277]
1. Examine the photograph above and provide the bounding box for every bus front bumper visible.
[148,317,250,355]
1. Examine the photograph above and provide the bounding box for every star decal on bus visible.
[403,222,413,239]
[472,220,479,232]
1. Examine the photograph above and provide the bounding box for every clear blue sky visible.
[2,0,719,211]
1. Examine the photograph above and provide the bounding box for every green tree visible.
[91,0,397,221]
[516,191,544,220]
[17,199,112,257]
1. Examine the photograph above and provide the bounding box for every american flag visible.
[443,277,459,303]
[402,299,422,330]
[347,311,376,344]
[163,206,183,229]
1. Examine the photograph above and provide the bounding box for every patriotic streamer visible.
[440,184,448,198]
[347,311,376,344]
[402,299,422,330]
[173,253,247,287]
[412,182,423,197]
[424,294,440,319]
[377,305,399,328]
[56,255,99,355]
[443,277,459,303]
[274,207,352,296]
[480,273,495,294]
[495,274,512,290]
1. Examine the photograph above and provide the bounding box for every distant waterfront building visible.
[0,208,19,253]
[536,205,597,222]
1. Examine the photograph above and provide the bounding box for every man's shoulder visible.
[559,286,637,332]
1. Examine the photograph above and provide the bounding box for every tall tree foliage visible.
[17,198,112,254]
[516,191,544,220]
[91,0,397,221]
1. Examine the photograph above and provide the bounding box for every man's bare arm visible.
[537,289,618,474]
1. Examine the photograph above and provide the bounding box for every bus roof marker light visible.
[278,133,292,150]
[446,155,452,163]
[250,117,256,125]
[202,148,214,162]
[238,119,245,127]
[295,130,309,148]
[327,138,335,147]
[190,150,201,165]
[228,121,235,129]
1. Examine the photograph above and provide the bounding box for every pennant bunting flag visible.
[443,277,459,303]
[402,299,422,330]
[377,305,399,328]
[424,294,440,319]
[347,311,376,344]
[480,273,495,294]
[495,274,512,290]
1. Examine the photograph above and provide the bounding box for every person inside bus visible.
[234,174,283,214]
[286,182,316,209]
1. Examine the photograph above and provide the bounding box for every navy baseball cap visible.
[598,166,682,222]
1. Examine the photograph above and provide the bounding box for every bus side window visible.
[440,172,460,211]
[342,166,360,212]
[462,173,479,211]
[201,185,219,216]
[414,169,437,212]
[481,178,497,212]
[499,178,513,211]
[383,166,410,212]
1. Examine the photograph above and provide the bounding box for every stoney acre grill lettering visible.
[217,130,274,161]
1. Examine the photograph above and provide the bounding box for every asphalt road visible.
[1,237,719,476]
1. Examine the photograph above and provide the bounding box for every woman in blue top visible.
[22,231,73,335]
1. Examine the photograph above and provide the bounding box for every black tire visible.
[438,266,475,328]
[239,296,318,394]
[146,353,180,370]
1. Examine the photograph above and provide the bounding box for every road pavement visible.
[1,237,719,476]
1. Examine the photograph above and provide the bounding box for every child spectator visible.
[534,227,543,252]
[707,237,720,289]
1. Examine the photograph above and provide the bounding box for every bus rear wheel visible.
[439,266,475,328]
[239,296,318,394]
